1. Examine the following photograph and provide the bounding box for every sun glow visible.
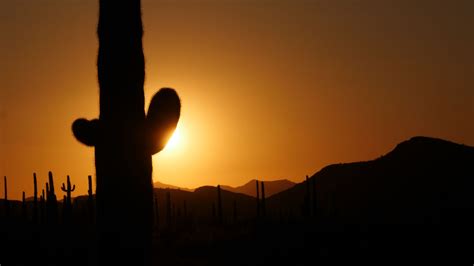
[163,124,183,152]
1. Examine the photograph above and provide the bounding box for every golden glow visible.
[163,124,183,153]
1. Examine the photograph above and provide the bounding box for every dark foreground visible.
[1,216,473,266]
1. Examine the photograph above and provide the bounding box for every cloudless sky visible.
[1,0,473,199]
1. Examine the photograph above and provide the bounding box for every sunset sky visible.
[1,0,473,200]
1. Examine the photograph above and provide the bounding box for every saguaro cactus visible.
[47,171,58,223]
[22,191,27,219]
[61,175,76,222]
[87,175,94,223]
[40,189,45,223]
[71,0,181,264]
[61,175,75,208]
[33,173,38,223]
[261,181,266,217]
[256,180,260,217]
[3,176,9,216]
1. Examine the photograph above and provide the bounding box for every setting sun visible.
[160,123,185,154]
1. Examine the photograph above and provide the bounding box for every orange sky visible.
[1,0,473,200]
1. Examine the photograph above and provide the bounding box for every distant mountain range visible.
[153,181,193,192]
[153,179,295,197]
[220,179,296,198]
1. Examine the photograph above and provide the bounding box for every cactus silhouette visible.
[61,175,75,207]
[22,191,27,220]
[33,173,38,223]
[40,189,45,224]
[256,180,260,217]
[46,171,58,224]
[61,175,75,223]
[3,176,9,217]
[87,175,94,223]
[71,0,180,263]
[166,190,172,229]
[261,181,266,217]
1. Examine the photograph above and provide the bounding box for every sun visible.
[163,124,183,152]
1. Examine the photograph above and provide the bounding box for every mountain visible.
[153,186,257,222]
[220,179,296,198]
[153,181,193,192]
[268,136,474,224]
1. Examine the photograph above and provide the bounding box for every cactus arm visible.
[72,118,99,147]
[146,88,181,154]
[71,185,76,192]
[61,184,67,192]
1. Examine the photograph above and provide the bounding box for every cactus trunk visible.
[87,175,94,223]
[72,0,181,264]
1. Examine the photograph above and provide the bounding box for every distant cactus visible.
[261,181,266,217]
[61,175,75,223]
[61,176,75,203]
[46,171,58,223]
[40,189,45,223]
[3,176,9,216]
[22,191,27,219]
[33,173,38,223]
[256,180,260,217]
[46,182,49,198]
[87,175,94,223]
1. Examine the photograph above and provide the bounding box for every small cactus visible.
[22,191,27,220]
[40,189,45,223]
[33,173,38,223]
[46,171,58,224]
[3,176,9,217]
[261,181,266,217]
[256,180,260,217]
[61,175,76,207]
[61,175,76,223]
[87,175,94,223]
